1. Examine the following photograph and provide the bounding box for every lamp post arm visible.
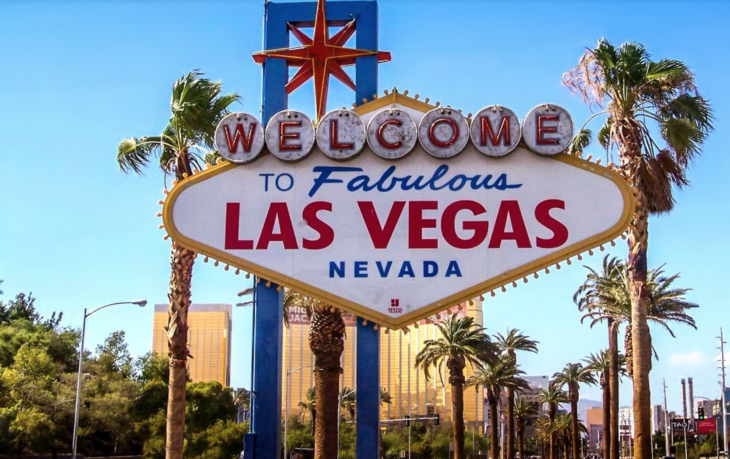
[86,301,139,317]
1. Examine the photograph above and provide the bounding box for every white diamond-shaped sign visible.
[163,95,633,328]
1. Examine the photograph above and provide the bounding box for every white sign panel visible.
[164,139,632,327]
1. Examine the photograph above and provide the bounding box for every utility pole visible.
[720,329,728,455]
[664,379,671,457]
[689,377,695,420]
[681,378,688,421]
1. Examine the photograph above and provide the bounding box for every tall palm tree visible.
[536,383,568,459]
[467,355,530,459]
[238,286,346,458]
[564,39,713,459]
[117,70,238,459]
[415,314,498,459]
[574,256,624,459]
[515,397,538,459]
[298,387,317,435]
[553,363,597,459]
[495,329,539,459]
[575,256,698,459]
[283,292,345,459]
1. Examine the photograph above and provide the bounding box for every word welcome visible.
[214,104,574,164]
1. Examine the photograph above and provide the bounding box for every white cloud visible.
[670,351,704,365]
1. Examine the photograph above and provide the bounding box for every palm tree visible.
[298,387,317,435]
[379,386,393,459]
[515,397,538,459]
[117,70,238,459]
[284,292,345,459]
[415,314,498,459]
[535,416,552,459]
[575,256,698,459]
[564,39,713,459]
[467,355,530,459]
[574,256,624,459]
[536,383,568,459]
[238,287,346,458]
[339,386,357,420]
[553,363,597,459]
[495,329,539,459]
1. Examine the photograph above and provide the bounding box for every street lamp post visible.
[285,365,314,459]
[72,300,147,459]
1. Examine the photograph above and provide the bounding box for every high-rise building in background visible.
[586,407,604,453]
[282,300,485,425]
[651,404,666,434]
[514,375,550,440]
[152,304,232,386]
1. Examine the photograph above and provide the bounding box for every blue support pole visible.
[353,4,381,458]
[253,3,382,458]
[356,319,381,458]
[249,282,284,459]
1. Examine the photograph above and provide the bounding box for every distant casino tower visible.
[282,299,485,424]
[153,304,232,386]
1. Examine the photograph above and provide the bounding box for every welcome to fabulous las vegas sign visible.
[162,91,633,329]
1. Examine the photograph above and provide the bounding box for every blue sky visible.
[1,0,728,414]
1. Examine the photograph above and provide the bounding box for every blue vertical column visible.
[249,3,288,458]
[355,4,381,458]
[250,282,284,459]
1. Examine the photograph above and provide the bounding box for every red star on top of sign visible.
[253,0,391,120]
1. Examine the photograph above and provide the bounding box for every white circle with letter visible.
[215,112,265,164]
[522,104,574,156]
[265,110,315,162]
[469,105,521,158]
[418,107,470,159]
[316,109,366,161]
[366,108,418,160]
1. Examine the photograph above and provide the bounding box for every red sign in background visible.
[697,419,717,435]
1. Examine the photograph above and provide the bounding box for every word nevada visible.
[214,103,574,164]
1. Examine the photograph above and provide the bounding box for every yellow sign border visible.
[163,150,633,329]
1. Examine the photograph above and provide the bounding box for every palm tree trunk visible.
[617,118,651,459]
[609,321,619,459]
[629,206,652,459]
[518,425,525,459]
[165,245,194,459]
[309,307,345,459]
[571,397,580,459]
[449,362,466,459]
[549,406,557,459]
[602,378,611,459]
[313,363,340,459]
[507,386,515,459]
[490,398,499,459]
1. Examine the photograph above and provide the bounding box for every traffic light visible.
[434,414,440,426]
[405,415,410,427]
[698,407,705,420]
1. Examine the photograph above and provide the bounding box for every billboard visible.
[163,94,633,328]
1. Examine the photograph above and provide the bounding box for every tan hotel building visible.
[152,303,232,386]
[283,300,485,424]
